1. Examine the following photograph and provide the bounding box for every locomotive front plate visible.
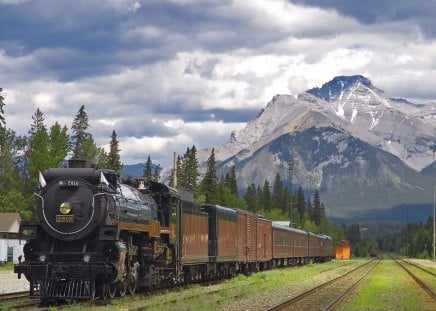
[56,215,74,223]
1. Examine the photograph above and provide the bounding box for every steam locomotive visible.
[15,166,333,301]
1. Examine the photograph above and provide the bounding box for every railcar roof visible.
[272,223,308,235]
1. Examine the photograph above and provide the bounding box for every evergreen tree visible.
[71,105,90,161]
[256,185,262,210]
[200,148,218,204]
[313,189,322,225]
[48,123,69,167]
[244,183,257,212]
[306,198,313,220]
[261,180,272,211]
[28,108,45,138]
[107,130,121,172]
[176,146,199,193]
[225,165,238,196]
[26,109,49,197]
[96,148,109,169]
[144,155,153,179]
[0,88,5,130]
[183,145,199,193]
[0,91,28,218]
[153,164,160,182]
[272,173,284,211]
[320,203,326,219]
[82,135,100,166]
[297,186,305,222]
[345,223,361,245]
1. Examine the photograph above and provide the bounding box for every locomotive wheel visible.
[98,284,108,299]
[108,283,117,298]
[127,274,137,295]
[118,281,127,297]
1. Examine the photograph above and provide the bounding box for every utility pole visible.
[287,156,294,227]
[433,148,435,260]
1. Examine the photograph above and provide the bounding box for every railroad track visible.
[265,259,379,311]
[394,258,436,301]
[0,290,41,310]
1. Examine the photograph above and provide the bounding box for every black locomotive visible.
[15,166,333,301]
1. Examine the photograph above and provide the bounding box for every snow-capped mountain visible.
[196,75,435,219]
[200,75,435,172]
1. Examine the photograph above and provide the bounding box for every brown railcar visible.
[272,224,309,265]
[293,227,309,260]
[319,234,334,260]
[308,232,319,260]
[256,217,272,268]
[236,210,257,271]
[201,204,238,262]
[180,203,209,264]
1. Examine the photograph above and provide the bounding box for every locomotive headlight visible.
[59,202,72,214]
[83,254,91,263]
[38,254,47,263]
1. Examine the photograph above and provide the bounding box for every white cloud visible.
[33,92,58,111]
[1,0,436,168]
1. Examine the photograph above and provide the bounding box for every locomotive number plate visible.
[56,215,74,223]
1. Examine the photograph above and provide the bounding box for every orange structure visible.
[335,240,351,260]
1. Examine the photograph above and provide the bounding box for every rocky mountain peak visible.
[306,75,375,102]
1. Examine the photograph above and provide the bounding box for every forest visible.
[0,88,433,259]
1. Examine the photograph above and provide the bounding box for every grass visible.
[73,259,363,311]
[0,262,14,272]
[339,259,431,311]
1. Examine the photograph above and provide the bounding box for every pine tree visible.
[306,197,313,220]
[261,180,272,211]
[200,148,218,204]
[0,91,28,218]
[0,88,5,130]
[82,135,100,166]
[28,108,45,138]
[272,173,284,211]
[313,189,322,226]
[225,165,238,196]
[183,145,199,193]
[153,164,160,182]
[144,155,153,179]
[297,186,305,222]
[244,183,257,212]
[256,185,262,210]
[47,123,70,168]
[71,105,90,161]
[107,130,121,172]
[26,109,50,193]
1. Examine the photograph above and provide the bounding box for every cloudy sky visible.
[1,0,435,168]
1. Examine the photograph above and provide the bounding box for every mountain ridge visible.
[194,75,435,220]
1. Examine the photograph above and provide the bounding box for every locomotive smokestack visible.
[68,159,87,168]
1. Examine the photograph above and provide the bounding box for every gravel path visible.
[0,271,29,294]
[217,263,362,311]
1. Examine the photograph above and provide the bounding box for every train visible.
[14,166,333,301]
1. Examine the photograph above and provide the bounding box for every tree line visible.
[0,88,124,219]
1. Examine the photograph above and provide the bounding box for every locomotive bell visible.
[138,181,146,190]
